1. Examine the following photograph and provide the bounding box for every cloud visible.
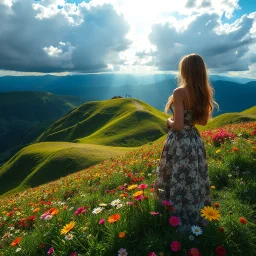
[0,0,131,73]
[148,13,256,72]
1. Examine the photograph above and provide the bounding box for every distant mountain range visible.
[0,74,255,115]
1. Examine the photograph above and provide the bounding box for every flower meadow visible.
[0,122,256,256]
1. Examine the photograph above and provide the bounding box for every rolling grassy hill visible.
[36,98,169,146]
[0,142,133,196]
[197,105,256,131]
[0,91,83,164]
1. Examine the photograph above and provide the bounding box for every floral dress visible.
[154,110,211,231]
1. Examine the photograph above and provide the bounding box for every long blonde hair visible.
[165,53,219,120]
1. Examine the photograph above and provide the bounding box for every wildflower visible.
[150,212,159,215]
[116,204,123,209]
[74,206,87,215]
[191,225,202,236]
[189,248,199,256]
[211,186,216,189]
[215,246,226,256]
[138,184,148,190]
[47,247,54,255]
[118,232,126,238]
[111,199,121,207]
[216,149,221,154]
[65,233,73,240]
[169,216,180,227]
[148,253,157,256]
[118,248,128,256]
[16,247,22,252]
[232,147,238,152]
[92,207,103,214]
[99,218,105,225]
[10,237,22,247]
[108,214,120,223]
[162,200,172,206]
[60,221,75,235]
[132,191,143,197]
[134,195,144,201]
[214,202,220,209]
[171,241,181,252]
[44,214,53,221]
[239,217,247,224]
[127,185,137,191]
[201,206,220,221]
[99,203,108,207]
[33,207,40,213]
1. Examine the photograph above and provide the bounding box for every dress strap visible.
[184,87,190,109]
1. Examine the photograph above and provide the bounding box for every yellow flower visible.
[60,221,75,235]
[211,186,216,189]
[201,206,221,221]
[127,185,138,191]
[132,191,143,197]
[216,149,221,154]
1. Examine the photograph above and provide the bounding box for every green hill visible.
[0,91,83,164]
[0,142,133,196]
[36,98,169,146]
[197,106,256,131]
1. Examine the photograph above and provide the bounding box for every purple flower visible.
[47,247,54,255]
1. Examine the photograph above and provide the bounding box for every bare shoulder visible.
[173,87,185,98]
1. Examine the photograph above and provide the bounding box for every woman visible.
[154,53,219,232]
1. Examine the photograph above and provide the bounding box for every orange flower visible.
[239,217,247,224]
[118,232,126,238]
[51,209,59,216]
[214,202,220,209]
[10,237,22,247]
[132,191,143,197]
[108,214,120,223]
[33,207,40,213]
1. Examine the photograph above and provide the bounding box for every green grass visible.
[0,142,134,196]
[36,98,169,146]
[198,107,256,131]
[0,122,255,255]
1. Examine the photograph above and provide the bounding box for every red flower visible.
[215,246,226,256]
[239,217,247,224]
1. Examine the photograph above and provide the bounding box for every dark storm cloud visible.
[0,0,131,72]
[148,13,256,72]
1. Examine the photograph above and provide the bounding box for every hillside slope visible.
[198,106,256,131]
[0,142,133,196]
[0,91,83,164]
[37,98,169,146]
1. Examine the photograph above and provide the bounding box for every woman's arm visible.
[167,88,184,131]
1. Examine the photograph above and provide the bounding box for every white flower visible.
[116,204,123,209]
[65,233,73,240]
[16,248,22,252]
[111,199,121,207]
[118,248,128,256]
[44,214,53,221]
[191,225,203,236]
[92,207,103,214]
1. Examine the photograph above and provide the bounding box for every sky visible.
[0,0,255,77]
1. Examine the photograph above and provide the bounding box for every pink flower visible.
[47,247,54,255]
[189,248,200,256]
[99,218,105,225]
[126,202,134,205]
[135,195,144,201]
[171,241,181,252]
[169,216,180,227]
[162,200,172,206]
[148,252,157,256]
[150,212,160,215]
[74,206,87,215]
[138,184,148,190]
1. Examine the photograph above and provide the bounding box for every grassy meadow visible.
[0,121,255,255]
